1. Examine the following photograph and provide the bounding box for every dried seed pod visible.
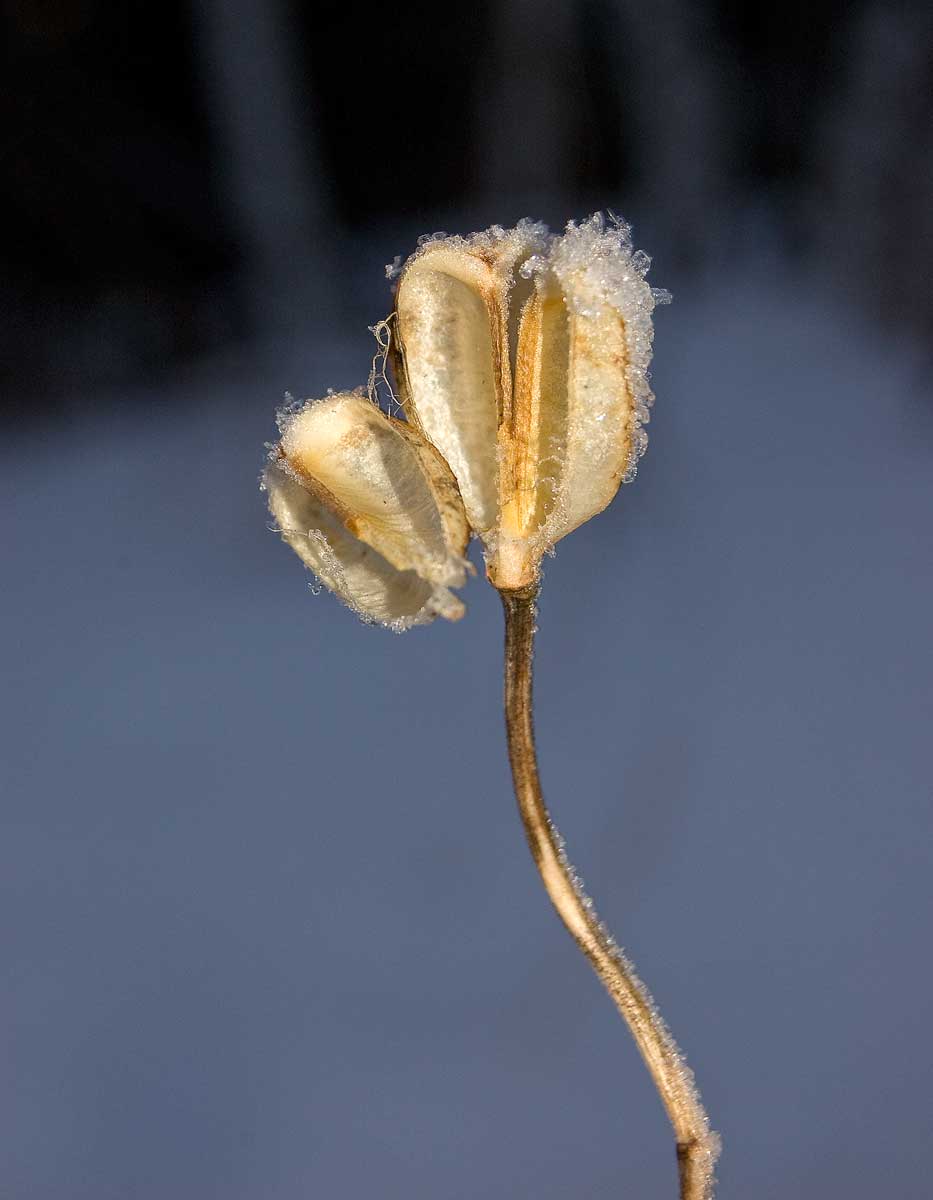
[264,390,469,629]
[393,222,546,539]
[394,214,668,591]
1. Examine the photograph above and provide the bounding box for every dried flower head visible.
[264,390,469,629]
[393,213,670,589]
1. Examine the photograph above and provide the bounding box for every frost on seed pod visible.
[393,214,669,591]
[263,390,470,630]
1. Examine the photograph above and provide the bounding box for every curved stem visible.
[500,585,719,1200]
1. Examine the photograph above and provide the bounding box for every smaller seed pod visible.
[264,390,470,630]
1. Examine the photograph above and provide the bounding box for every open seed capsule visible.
[393,215,667,590]
[264,390,470,629]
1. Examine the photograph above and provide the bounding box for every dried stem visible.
[500,584,719,1200]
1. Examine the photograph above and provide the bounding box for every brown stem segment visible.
[500,585,719,1200]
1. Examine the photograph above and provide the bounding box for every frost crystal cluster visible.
[265,214,668,617]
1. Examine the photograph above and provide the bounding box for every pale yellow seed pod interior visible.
[394,225,546,540]
[508,268,636,556]
[543,297,633,546]
[395,248,503,536]
[502,287,572,540]
[280,391,468,590]
[265,465,464,629]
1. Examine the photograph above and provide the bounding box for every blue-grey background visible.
[2,3,932,1197]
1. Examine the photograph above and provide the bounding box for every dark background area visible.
[2,3,932,1199]
[2,0,932,403]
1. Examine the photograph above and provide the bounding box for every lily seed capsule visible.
[264,390,469,629]
[393,214,667,590]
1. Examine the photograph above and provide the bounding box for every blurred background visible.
[2,1,932,1197]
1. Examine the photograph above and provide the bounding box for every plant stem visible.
[500,585,719,1200]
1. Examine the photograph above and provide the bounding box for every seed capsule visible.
[264,390,469,629]
[393,214,666,590]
